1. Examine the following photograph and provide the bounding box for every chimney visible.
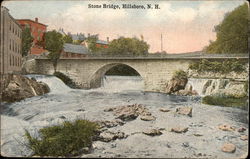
[107,37,109,43]
[35,17,38,22]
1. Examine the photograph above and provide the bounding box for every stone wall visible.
[24,59,191,92]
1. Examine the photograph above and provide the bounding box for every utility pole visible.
[161,33,163,52]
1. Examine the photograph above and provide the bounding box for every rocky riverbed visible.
[0,75,248,158]
[1,74,49,103]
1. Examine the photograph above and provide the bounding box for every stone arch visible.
[89,63,144,88]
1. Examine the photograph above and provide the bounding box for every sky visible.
[2,0,247,53]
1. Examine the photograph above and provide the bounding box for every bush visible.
[172,69,188,80]
[189,59,246,73]
[53,72,78,88]
[202,95,248,109]
[25,119,99,157]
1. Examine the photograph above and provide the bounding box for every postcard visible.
[0,0,249,158]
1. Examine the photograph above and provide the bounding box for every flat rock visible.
[171,127,188,133]
[140,115,156,121]
[99,131,127,142]
[238,127,246,132]
[97,119,125,128]
[193,133,203,137]
[240,135,248,141]
[107,104,152,121]
[143,129,162,136]
[218,124,235,131]
[159,108,171,112]
[221,143,236,153]
[176,107,192,117]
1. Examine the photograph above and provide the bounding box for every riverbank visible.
[1,75,248,158]
[1,74,50,103]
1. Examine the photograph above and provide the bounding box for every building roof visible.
[71,33,86,41]
[16,19,47,27]
[96,40,108,45]
[63,43,89,54]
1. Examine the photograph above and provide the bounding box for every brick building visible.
[16,18,47,55]
[0,6,22,75]
[60,43,89,58]
[81,37,109,49]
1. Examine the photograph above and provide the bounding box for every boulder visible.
[176,107,192,117]
[107,104,152,122]
[221,143,236,153]
[143,129,162,136]
[238,127,246,132]
[218,124,235,131]
[171,127,188,133]
[140,115,156,121]
[165,78,188,94]
[2,75,50,103]
[159,108,171,112]
[99,131,127,142]
[116,111,138,121]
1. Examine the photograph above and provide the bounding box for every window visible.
[10,55,11,66]
[12,40,14,51]
[9,22,11,31]
[9,39,11,50]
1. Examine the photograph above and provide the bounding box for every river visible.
[0,75,248,158]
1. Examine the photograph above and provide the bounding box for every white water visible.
[95,76,143,93]
[1,75,248,158]
[187,78,230,96]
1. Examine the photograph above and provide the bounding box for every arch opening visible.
[89,63,144,91]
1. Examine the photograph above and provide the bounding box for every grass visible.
[202,95,248,110]
[25,119,99,157]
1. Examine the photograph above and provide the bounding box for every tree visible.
[86,35,99,53]
[205,3,249,54]
[62,34,73,43]
[44,30,64,72]
[21,27,33,56]
[106,37,149,56]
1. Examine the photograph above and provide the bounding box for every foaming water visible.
[92,75,143,93]
[25,75,71,94]
[1,75,248,157]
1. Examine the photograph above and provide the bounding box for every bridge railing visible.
[87,53,248,58]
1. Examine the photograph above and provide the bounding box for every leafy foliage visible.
[105,37,149,56]
[21,27,34,56]
[62,34,73,43]
[44,30,64,72]
[172,69,188,80]
[86,36,100,53]
[205,3,249,54]
[189,59,246,73]
[25,119,99,157]
[202,95,248,109]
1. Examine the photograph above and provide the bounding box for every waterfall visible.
[97,75,143,93]
[25,75,71,94]
[187,78,230,96]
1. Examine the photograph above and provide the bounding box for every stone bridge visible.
[24,56,248,92]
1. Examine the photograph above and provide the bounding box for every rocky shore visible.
[1,74,50,103]
[78,104,248,158]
